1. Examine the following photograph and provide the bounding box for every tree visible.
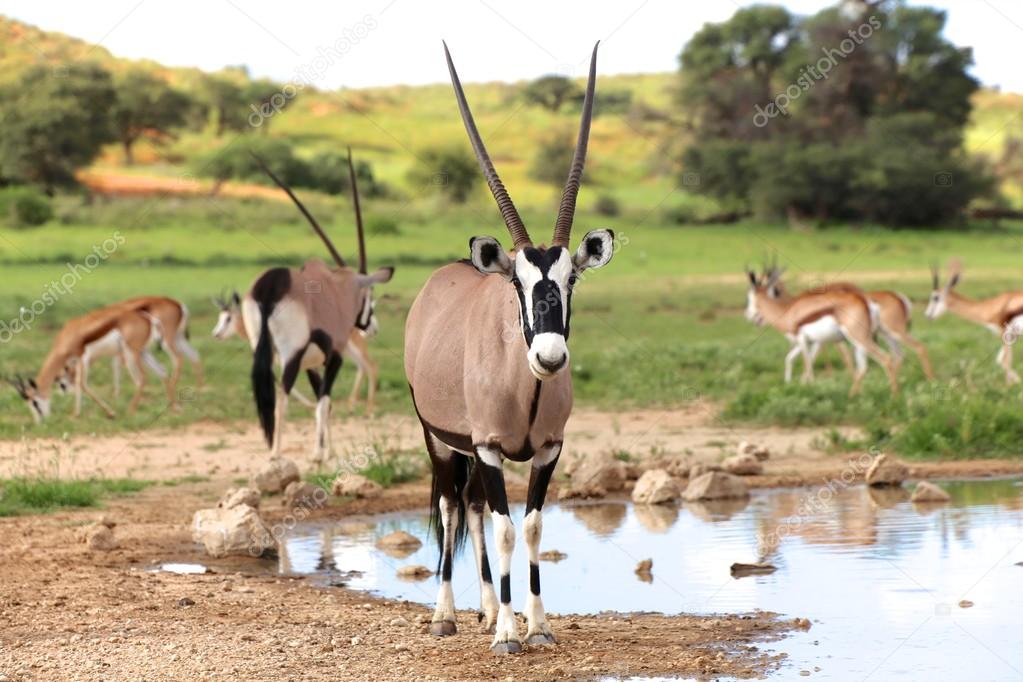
[407,147,478,202]
[529,133,575,186]
[522,75,581,112]
[197,74,249,136]
[110,70,190,164]
[0,63,117,191]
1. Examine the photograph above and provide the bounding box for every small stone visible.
[687,463,723,478]
[557,483,606,500]
[177,597,195,607]
[191,504,275,558]
[396,565,433,581]
[738,441,770,461]
[911,481,951,503]
[793,617,812,630]
[389,617,410,627]
[376,531,422,550]
[721,453,763,476]
[635,559,653,582]
[682,471,749,501]
[865,453,907,487]
[250,457,301,494]
[539,550,567,563]
[631,469,679,504]
[730,562,777,577]
[958,600,974,608]
[283,481,327,509]
[350,636,362,646]
[218,487,261,509]
[331,473,383,499]
[570,453,627,492]
[82,523,118,551]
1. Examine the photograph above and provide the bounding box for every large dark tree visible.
[111,70,191,164]
[522,75,582,112]
[0,63,117,191]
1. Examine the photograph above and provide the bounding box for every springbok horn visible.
[553,42,599,247]
[347,147,367,274]
[250,152,347,269]
[443,41,531,249]
[930,262,939,289]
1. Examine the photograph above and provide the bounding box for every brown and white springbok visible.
[57,296,202,411]
[926,261,1023,383]
[8,305,167,421]
[746,267,898,395]
[774,280,934,381]
[404,42,613,654]
[245,152,393,461]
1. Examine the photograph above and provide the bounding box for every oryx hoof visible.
[490,640,522,655]
[429,620,457,637]
[525,632,557,645]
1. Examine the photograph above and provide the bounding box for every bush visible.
[593,194,620,217]
[407,147,478,202]
[529,133,575,186]
[0,186,53,227]
[194,137,312,188]
[306,151,384,197]
[367,216,401,236]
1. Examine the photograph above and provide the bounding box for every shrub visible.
[407,147,478,202]
[367,216,401,236]
[529,133,575,186]
[594,194,620,217]
[0,186,53,227]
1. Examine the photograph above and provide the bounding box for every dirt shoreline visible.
[3,405,1022,680]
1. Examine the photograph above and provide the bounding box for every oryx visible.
[246,151,394,461]
[404,42,614,654]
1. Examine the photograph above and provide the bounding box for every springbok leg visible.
[524,443,560,645]
[464,463,499,632]
[476,445,521,654]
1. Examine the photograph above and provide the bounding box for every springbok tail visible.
[252,303,276,448]
[142,351,168,378]
[176,303,201,362]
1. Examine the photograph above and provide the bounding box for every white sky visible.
[3,0,1022,91]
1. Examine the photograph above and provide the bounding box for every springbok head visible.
[446,42,614,380]
[6,375,48,422]
[211,290,242,339]
[925,259,961,320]
[744,263,785,326]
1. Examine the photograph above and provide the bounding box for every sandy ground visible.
[3,403,1023,680]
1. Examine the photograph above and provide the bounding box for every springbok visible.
[404,42,614,654]
[926,261,1023,383]
[774,279,934,381]
[745,266,898,395]
[57,296,202,410]
[8,305,167,421]
[245,151,393,461]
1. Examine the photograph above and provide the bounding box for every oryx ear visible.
[356,266,394,287]
[572,229,614,271]
[469,236,514,278]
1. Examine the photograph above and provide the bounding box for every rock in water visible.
[396,565,433,581]
[375,530,422,551]
[722,453,764,476]
[730,562,777,577]
[539,550,568,563]
[911,480,951,503]
[682,471,749,501]
[570,453,627,493]
[635,558,653,582]
[218,487,261,510]
[865,453,907,487]
[331,473,383,499]
[82,523,118,551]
[738,440,771,461]
[250,458,301,494]
[283,481,327,509]
[631,469,679,504]
[191,504,275,558]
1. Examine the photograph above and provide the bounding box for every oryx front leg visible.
[476,446,521,654]
[523,444,560,646]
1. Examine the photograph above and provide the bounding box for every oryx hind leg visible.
[313,351,342,464]
[464,461,499,633]
[423,430,467,637]
[275,349,305,456]
[523,443,561,646]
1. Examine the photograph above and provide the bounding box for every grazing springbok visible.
[245,151,393,461]
[926,261,1023,383]
[7,305,167,421]
[774,279,934,381]
[57,296,202,410]
[404,42,614,654]
[745,267,898,395]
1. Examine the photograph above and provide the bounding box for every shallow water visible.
[278,478,1023,679]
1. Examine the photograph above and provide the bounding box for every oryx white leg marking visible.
[476,446,521,654]
[523,443,559,645]
[466,494,499,632]
[313,396,331,462]
[431,495,458,632]
[272,388,288,456]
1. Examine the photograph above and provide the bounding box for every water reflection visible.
[280,478,1023,680]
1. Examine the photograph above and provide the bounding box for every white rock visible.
[191,504,275,558]
[331,473,383,499]
[631,469,679,504]
[911,480,951,503]
[738,441,770,461]
[375,531,422,550]
[681,471,749,501]
[722,453,763,476]
[82,523,117,551]
[218,487,261,509]
[283,481,327,509]
[250,458,301,494]
[865,454,907,487]
[570,453,627,492]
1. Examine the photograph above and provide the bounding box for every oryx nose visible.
[537,353,567,373]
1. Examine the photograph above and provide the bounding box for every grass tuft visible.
[0,478,153,516]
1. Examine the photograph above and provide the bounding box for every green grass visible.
[0,477,153,516]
